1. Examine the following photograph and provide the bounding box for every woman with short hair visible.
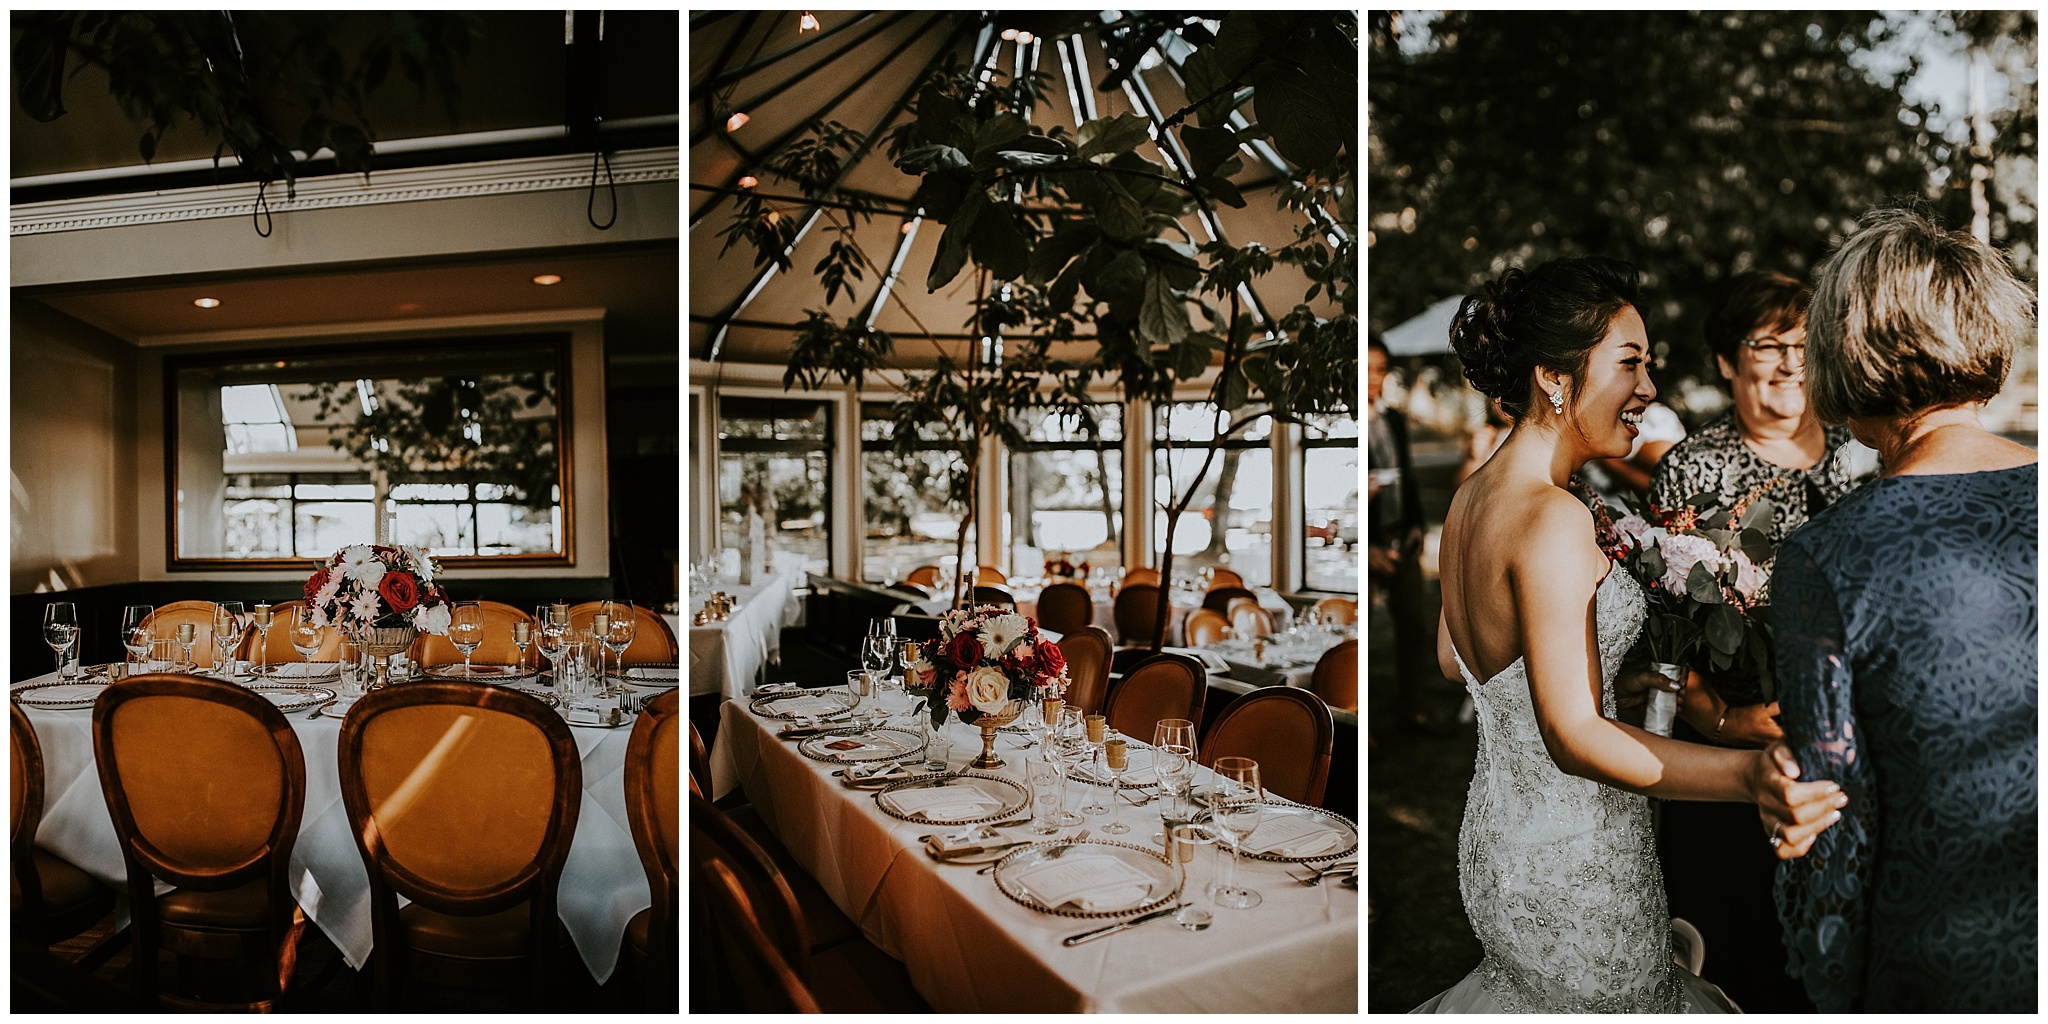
[1773,208,2037,1012]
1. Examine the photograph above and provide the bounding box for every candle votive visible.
[1085,714,1106,744]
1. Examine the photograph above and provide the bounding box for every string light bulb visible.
[726,111,749,132]
[799,12,819,31]
[1017,31,1034,44]
[738,175,759,189]
[1001,28,1018,40]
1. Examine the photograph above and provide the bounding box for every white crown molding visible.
[136,307,610,348]
[10,147,678,237]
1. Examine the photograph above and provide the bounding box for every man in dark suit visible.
[1366,336,1443,741]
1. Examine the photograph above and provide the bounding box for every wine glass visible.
[1100,733,1131,835]
[289,607,325,669]
[175,622,198,670]
[861,632,895,715]
[1208,757,1265,909]
[42,603,79,680]
[449,602,485,677]
[600,600,637,684]
[250,603,275,679]
[213,602,246,679]
[535,616,568,685]
[1153,718,1198,824]
[121,604,154,669]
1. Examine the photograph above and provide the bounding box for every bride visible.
[1413,257,1847,1013]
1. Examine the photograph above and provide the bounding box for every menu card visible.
[1240,813,1343,856]
[1013,855,1154,911]
[767,695,844,716]
[886,786,999,821]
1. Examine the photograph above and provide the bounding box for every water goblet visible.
[1207,757,1265,909]
[213,602,246,679]
[43,603,79,680]
[449,602,485,678]
[289,608,326,670]
[175,622,198,670]
[600,600,637,683]
[1100,734,1131,835]
[535,617,568,685]
[1152,718,1198,823]
[121,605,155,669]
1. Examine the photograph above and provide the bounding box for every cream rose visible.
[964,666,1012,715]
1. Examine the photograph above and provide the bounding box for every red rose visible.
[304,567,330,602]
[378,571,421,613]
[1034,639,1065,678]
[946,633,984,668]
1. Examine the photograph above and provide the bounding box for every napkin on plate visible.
[1241,825,1343,857]
[911,800,997,821]
[1066,883,1153,912]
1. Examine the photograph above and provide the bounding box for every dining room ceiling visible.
[688,10,1338,369]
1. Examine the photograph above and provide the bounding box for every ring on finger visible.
[1767,820,1784,850]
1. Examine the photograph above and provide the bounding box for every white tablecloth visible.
[15,671,669,984]
[946,584,1293,648]
[707,696,1358,1012]
[1202,630,1352,690]
[687,566,805,699]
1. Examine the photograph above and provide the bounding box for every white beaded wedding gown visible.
[1412,569,1737,1013]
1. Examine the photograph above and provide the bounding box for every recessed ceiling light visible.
[193,297,221,308]
[532,274,563,286]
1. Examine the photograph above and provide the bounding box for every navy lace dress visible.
[1771,464,2038,1012]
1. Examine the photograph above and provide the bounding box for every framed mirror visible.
[166,333,573,570]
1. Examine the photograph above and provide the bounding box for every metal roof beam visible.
[687,11,914,149]
[699,12,884,91]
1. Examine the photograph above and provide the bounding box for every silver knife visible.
[1062,902,1189,946]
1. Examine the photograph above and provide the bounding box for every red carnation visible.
[377,570,421,613]
[304,567,330,602]
[946,633,984,669]
[1034,639,1065,678]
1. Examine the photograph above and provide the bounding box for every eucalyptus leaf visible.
[1706,603,1743,655]
[1738,496,1774,532]
[1739,528,1772,568]
[1685,563,1723,605]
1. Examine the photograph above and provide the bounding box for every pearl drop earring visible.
[1548,390,1564,414]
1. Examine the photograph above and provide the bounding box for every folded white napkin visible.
[1068,883,1153,912]
[912,800,997,821]
[1240,817,1344,856]
[928,830,1000,854]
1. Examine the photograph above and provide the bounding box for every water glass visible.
[339,650,374,700]
[924,722,954,773]
[1208,757,1265,910]
[148,638,187,674]
[43,603,79,680]
[1027,756,1063,835]
[1170,824,1218,929]
[121,605,154,668]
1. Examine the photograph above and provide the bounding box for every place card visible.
[1240,814,1341,856]
[1012,855,1154,911]
[885,787,998,821]
[766,695,843,716]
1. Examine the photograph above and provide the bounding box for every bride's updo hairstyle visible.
[1449,256,1642,418]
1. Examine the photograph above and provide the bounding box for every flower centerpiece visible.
[1042,550,1088,582]
[905,604,1069,768]
[304,544,452,687]
[1594,481,1782,735]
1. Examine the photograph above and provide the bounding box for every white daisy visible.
[978,613,1029,656]
[350,590,382,623]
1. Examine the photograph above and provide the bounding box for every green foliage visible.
[301,374,556,511]
[784,311,893,392]
[14,11,481,197]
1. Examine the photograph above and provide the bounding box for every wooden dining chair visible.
[688,719,713,798]
[1200,687,1335,806]
[691,790,817,1012]
[139,600,221,668]
[1118,567,1160,590]
[974,565,1007,586]
[92,673,308,1011]
[971,585,1017,610]
[1205,567,1246,589]
[621,690,679,1010]
[1229,598,1276,638]
[1111,584,1166,646]
[336,682,581,1010]
[1313,596,1359,627]
[903,565,942,589]
[1184,608,1232,647]
[884,581,934,601]
[411,600,533,668]
[1201,586,1257,616]
[1034,582,1093,636]
[1102,653,1207,744]
[700,858,821,1012]
[12,705,117,956]
[566,601,681,666]
[1310,638,1360,713]
[235,600,345,668]
[1054,626,1112,716]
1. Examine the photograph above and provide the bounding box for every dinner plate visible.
[749,688,858,721]
[500,683,562,708]
[422,663,536,682]
[1195,800,1358,863]
[618,664,680,687]
[797,726,924,765]
[874,771,1029,825]
[562,705,636,728]
[991,838,1182,919]
[11,680,107,710]
[255,662,342,681]
[247,685,338,714]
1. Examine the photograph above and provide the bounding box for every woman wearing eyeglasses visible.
[1637,270,1865,1012]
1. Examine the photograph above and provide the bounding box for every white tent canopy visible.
[1380,294,1466,356]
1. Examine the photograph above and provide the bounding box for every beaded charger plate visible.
[749,688,858,721]
[499,683,563,709]
[991,838,1182,919]
[422,663,536,682]
[10,680,107,710]
[796,726,924,765]
[247,685,338,714]
[873,771,1028,825]
[618,664,680,688]
[1194,800,1358,863]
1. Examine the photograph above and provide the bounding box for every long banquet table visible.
[708,693,1359,1012]
[14,668,667,984]
[687,564,805,700]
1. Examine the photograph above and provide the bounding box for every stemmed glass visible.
[42,603,79,680]
[1153,718,1198,838]
[213,602,246,679]
[449,602,485,677]
[121,605,154,670]
[1081,716,1111,816]
[1208,757,1265,910]
[535,614,568,686]
[175,623,198,670]
[512,620,533,674]
[600,600,637,687]
[250,603,275,679]
[862,621,895,716]
[1100,732,1131,835]
[290,607,325,673]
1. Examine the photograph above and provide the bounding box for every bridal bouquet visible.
[303,544,454,635]
[908,605,1069,729]
[1594,480,1781,702]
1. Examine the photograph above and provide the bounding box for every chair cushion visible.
[400,900,533,960]
[156,875,272,931]
[13,849,107,917]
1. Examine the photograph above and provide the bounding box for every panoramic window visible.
[1303,413,1361,593]
[1154,401,1273,587]
[861,403,964,584]
[1008,404,1123,578]
[717,396,832,576]
[169,335,568,568]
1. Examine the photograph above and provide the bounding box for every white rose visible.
[964,666,1012,715]
[415,603,452,637]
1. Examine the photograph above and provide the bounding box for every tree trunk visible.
[1094,445,1119,546]
[951,451,977,611]
[1199,448,1241,558]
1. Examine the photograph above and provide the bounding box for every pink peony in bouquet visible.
[906,604,1069,729]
